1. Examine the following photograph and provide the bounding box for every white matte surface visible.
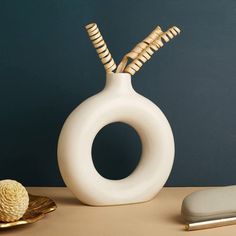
[57,73,175,206]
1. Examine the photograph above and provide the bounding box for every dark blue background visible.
[0,0,236,186]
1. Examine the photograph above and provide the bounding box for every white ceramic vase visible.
[57,73,175,206]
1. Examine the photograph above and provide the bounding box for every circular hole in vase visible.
[92,122,142,180]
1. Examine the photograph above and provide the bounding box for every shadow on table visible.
[52,196,83,206]
[169,213,185,224]
[0,223,35,234]
[167,214,186,232]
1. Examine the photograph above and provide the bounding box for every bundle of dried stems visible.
[85,23,180,76]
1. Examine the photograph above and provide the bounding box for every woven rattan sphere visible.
[0,179,29,222]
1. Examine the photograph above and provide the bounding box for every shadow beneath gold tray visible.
[0,223,35,233]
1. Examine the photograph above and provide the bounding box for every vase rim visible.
[105,72,133,92]
[106,72,131,78]
[106,72,130,74]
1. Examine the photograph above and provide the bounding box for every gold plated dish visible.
[0,194,57,228]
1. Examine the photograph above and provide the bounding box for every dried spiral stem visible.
[0,180,29,222]
[116,26,163,73]
[85,23,116,73]
[119,26,181,75]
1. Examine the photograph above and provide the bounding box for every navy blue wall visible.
[0,0,236,186]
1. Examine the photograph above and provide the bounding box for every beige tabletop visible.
[1,187,236,236]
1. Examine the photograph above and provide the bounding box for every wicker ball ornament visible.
[0,180,29,222]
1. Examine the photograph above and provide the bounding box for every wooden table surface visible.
[1,187,236,236]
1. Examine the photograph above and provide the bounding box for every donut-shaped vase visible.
[57,73,174,206]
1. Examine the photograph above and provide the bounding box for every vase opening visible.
[92,122,142,180]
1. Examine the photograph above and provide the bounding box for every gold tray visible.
[0,194,57,228]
